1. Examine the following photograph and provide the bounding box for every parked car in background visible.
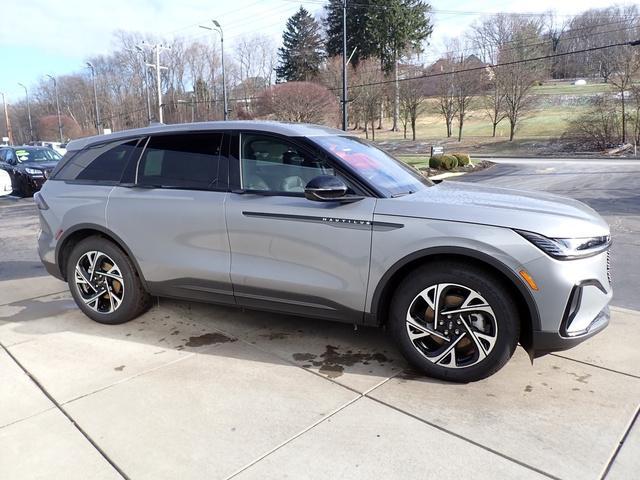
[35,121,612,382]
[0,146,62,196]
[0,169,12,196]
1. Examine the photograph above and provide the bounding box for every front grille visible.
[606,250,612,285]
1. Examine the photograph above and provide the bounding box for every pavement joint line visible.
[225,375,399,480]
[362,393,560,480]
[0,289,69,308]
[0,339,130,480]
[61,351,197,407]
[0,405,56,431]
[610,305,640,315]
[549,354,640,380]
[600,403,640,479]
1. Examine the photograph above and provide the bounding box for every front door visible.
[225,132,376,322]
[107,132,233,304]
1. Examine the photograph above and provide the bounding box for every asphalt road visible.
[1,157,638,310]
[457,158,640,310]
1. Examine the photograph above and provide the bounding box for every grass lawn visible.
[359,103,589,143]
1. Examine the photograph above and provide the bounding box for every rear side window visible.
[54,139,141,182]
[137,133,228,190]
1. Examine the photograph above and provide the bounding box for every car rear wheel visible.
[389,261,520,382]
[66,236,152,324]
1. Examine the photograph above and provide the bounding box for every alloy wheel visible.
[405,283,498,369]
[74,250,125,314]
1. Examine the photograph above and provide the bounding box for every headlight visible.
[516,230,611,260]
[24,168,43,176]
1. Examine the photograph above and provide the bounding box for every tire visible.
[389,261,520,382]
[66,236,152,324]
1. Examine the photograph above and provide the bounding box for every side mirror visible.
[304,175,363,203]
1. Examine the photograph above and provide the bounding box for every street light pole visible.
[342,0,348,131]
[46,75,64,143]
[200,20,228,120]
[0,92,13,145]
[86,62,101,134]
[17,83,33,142]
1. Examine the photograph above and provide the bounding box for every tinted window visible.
[240,134,332,193]
[137,133,228,190]
[54,139,140,182]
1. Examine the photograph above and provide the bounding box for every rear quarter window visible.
[53,139,142,183]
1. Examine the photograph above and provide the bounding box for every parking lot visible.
[1,159,638,480]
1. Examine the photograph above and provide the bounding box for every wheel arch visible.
[367,247,541,351]
[56,224,148,289]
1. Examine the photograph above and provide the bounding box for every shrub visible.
[429,155,443,169]
[452,153,471,166]
[440,154,459,170]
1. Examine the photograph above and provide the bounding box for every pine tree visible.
[276,7,325,82]
[324,0,378,66]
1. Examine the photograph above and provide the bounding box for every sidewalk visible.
[1,277,638,479]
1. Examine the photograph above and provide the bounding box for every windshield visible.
[313,136,431,197]
[15,148,62,163]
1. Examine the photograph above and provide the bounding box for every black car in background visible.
[0,146,62,197]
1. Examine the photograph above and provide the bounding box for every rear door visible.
[224,132,376,322]
[107,132,233,304]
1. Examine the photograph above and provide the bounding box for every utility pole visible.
[17,83,33,142]
[341,0,348,131]
[135,46,152,124]
[46,75,64,143]
[145,43,169,123]
[86,62,101,134]
[200,20,228,120]
[1,92,13,145]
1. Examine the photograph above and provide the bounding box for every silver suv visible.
[36,122,612,382]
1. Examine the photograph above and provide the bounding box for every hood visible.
[375,181,609,238]
[18,161,59,171]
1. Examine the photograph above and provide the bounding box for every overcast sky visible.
[0,0,627,99]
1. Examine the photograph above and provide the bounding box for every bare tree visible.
[256,82,337,124]
[398,68,426,140]
[351,60,385,140]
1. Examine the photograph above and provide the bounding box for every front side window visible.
[54,139,140,182]
[137,133,228,190]
[240,134,333,193]
[313,136,432,197]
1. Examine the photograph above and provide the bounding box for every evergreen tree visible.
[276,7,325,82]
[324,0,378,66]
[372,0,433,130]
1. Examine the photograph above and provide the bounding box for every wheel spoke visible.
[406,315,449,342]
[74,266,96,291]
[83,289,107,308]
[87,251,100,281]
[459,316,495,358]
[432,333,466,366]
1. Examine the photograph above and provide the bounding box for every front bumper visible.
[532,305,609,357]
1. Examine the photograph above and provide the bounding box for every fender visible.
[55,222,149,289]
[366,246,541,331]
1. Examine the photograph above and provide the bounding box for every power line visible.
[337,40,639,91]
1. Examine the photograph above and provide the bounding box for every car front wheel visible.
[389,261,520,382]
[66,236,152,324]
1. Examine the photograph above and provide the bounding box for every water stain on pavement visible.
[114,365,125,371]
[184,332,236,347]
[292,344,392,378]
